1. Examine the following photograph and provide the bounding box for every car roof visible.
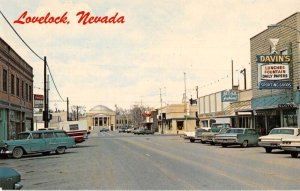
[20,129,65,134]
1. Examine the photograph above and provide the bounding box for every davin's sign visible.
[257,39,292,89]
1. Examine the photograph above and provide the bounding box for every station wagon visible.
[0,129,75,159]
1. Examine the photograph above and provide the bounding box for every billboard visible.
[34,94,44,108]
[257,54,292,89]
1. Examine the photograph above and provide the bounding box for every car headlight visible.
[4,143,8,149]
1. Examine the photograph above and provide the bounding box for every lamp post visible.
[268,24,300,34]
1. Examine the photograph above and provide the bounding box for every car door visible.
[43,132,57,151]
[247,129,259,144]
[30,132,46,152]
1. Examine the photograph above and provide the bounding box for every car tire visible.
[221,143,227,148]
[210,142,215,145]
[241,140,248,148]
[291,152,298,158]
[265,147,272,153]
[12,147,23,159]
[55,147,66,154]
[201,141,206,144]
[190,139,195,143]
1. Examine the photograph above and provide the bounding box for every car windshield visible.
[269,129,294,135]
[17,133,30,140]
[211,124,224,128]
[211,127,222,133]
[226,129,244,134]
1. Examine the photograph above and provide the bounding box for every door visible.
[30,132,46,152]
[43,132,57,150]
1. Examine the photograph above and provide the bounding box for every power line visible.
[0,10,65,102]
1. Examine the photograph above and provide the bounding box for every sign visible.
[34,94,44,108]
[278,103,297,108]
[259,80,292,89]
[256,55,291,63]
[261,64,289,80]
[221,90,238,102]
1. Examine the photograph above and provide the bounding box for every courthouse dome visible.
[89,105,114,113]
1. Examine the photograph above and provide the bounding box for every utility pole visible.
[160,88,163,134]
[231,60,234,89]
[43,56,49,128]
[76,106,79,121]
[184,72,187,132]
[195,86,199,99]
[67,97,69,121]
[240,68,247,90]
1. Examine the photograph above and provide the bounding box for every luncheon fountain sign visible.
[257,39,292,89]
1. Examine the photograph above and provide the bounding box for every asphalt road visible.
[1,132,300,190]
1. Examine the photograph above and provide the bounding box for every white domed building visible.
[86,105,116,131]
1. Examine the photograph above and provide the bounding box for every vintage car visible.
[258,127,300,153]
[133,127,154,135]
[281,135,300,158]
[214,128,259,148]
[201,127,230,144]
[0,129,75,159]
[189,128,209,143]
[0,167,22,189]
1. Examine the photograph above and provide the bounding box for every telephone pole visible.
[43,56,49,128]
[160,88,163,134]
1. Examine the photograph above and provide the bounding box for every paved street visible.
[1,132,300,190]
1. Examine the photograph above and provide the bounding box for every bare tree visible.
[70,105,86,121]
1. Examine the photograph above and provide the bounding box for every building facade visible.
[250,12,300,134]
[158,103,198,134]
[0,38,33,140]
[85,105,116,131]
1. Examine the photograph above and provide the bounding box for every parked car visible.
[183,127,211,141]
[258,127,300,153]
[0,167,22,190]
[0,129,75,159]
[126,127,138,133]
[281,134,300,158]
[133,127,154,135]
[100,128,109,132]
[200,127,230,144]
[118,126,128,133]
[214,128,259,148]
[189,128,209,143]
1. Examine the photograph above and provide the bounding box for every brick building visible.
[250,12,300,134]
[0,37,33,140]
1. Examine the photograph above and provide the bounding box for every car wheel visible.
[12,147,23,159]
[221,143,227,148]
[210,142,215,145]
[201,141,206,144]
[190,139,195,143]
[265,147,272,153]
[55,147,66,154]
[291,152,298,158]
[241,140,248,148]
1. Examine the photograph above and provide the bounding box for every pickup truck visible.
[214,128,259,148]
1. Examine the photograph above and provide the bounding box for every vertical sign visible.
[34,94,44,108]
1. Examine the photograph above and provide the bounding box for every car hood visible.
[201,132,216,136]
[216,133,238,137]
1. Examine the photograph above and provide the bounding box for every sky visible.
[0,0,299,111]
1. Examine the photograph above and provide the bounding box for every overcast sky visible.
[0,0,299,111]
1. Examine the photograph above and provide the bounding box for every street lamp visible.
[268,24,300,34]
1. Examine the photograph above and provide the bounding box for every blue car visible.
[0,129,75,159]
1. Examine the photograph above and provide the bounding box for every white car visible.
[281,135,300,158]
[258,127,300,153]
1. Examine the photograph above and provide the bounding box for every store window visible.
[177,121,184,130]
[283,110,297,127]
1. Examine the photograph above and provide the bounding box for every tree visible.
[70,105,86,121]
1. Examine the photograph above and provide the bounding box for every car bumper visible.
[0,149,12,154]
[258,142,281,148]
[215,139,237,144]
[281,146,300,152]
[14,182,23,190]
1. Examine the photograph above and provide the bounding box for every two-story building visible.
[0,37,33,140]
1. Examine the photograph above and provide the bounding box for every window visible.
[32,133,43,139]
[16,78,19,97]
[25,83,28,101]
[55,132,67,137]
[44,132,54,138]
[69,124,79,131]
[177,121,184,130]
[95,118,98,126]
[11,74,15,95]
[29,85,32,101]
[3,69,7,92]
[17,133,30,140]
[21,81,24,99]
